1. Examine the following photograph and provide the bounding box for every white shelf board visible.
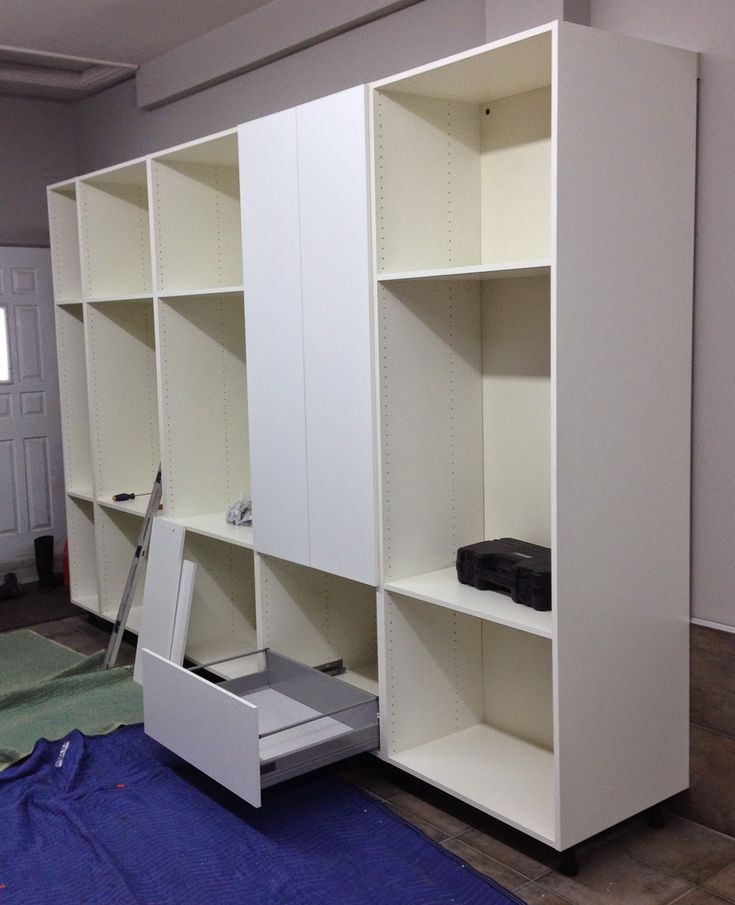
[81,158,148,187]
[57,298,84,307]
[157,286,244,299]
[377,260,551,283]
[371,24,552,104]
[85,293,154,304]
[389,723,556,845]
[152,129,239,167]
[167,513,254,549]
[385,567,552,638]
[339,661,379,696]
[97,497,152,517]
[71,594,99,614]
[67,488,95,503]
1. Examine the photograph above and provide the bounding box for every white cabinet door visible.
[239,111,310,568]
[240,89,377,585]
[298,87,377,586]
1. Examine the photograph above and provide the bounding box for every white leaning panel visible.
[553,22,697,849]
[134,519,185,683]
[298,86,378,586]
[239,113,310,567]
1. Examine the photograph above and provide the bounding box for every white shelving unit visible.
[49,19,696,859]
[371,21,697,854]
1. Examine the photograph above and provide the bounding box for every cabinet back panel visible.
[385,593,553,755]
[153,161,242,292]
[87,301,159,499]
[79,180,152,299]
[482,621,553,750]
[374,85,550,273]
[158,294,249,518]
[260,556,377,672]
[182,533,256,653]
[374,92,480,273]
[482,275,551,545]
[385,592,483,755]
[95,506,148,615]
[480,87,551,264]
[379,280,484,581]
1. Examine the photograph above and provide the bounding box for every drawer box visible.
[142,648,379,806]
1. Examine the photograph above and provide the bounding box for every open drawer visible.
[142,648,379,806]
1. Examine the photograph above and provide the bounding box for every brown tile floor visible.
[28,613,137,666]
[14,612,735,905]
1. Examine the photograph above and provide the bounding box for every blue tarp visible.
[0,725,520,904]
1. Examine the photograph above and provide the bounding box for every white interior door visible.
[0,247,65,576]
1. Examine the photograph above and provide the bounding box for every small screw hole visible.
[485,108,490,115]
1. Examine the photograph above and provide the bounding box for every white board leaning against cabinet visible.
[48,20,697,864]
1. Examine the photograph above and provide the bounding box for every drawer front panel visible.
[143,649,262,806]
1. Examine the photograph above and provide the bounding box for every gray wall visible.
[0,96,78,247]
[66,0,735,628]
[76,0,486,172]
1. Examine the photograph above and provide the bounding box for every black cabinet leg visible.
[647,804,666,829]
[559,847,578,877]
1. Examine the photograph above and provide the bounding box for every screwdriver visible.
[112,491,152,502]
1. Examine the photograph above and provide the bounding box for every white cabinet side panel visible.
[298,87,378,585]
[55,305,93,496]
[239,114,310,567]
[554,23,696,848]
[48,189,82,302]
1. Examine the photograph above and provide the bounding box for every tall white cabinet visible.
[371,21,695,851]
[49,20,696,857]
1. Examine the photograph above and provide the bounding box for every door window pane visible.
[0,307,8,381]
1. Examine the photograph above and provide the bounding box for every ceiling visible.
[0,0,275,99]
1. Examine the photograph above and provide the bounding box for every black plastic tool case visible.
[456,537,552,611]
